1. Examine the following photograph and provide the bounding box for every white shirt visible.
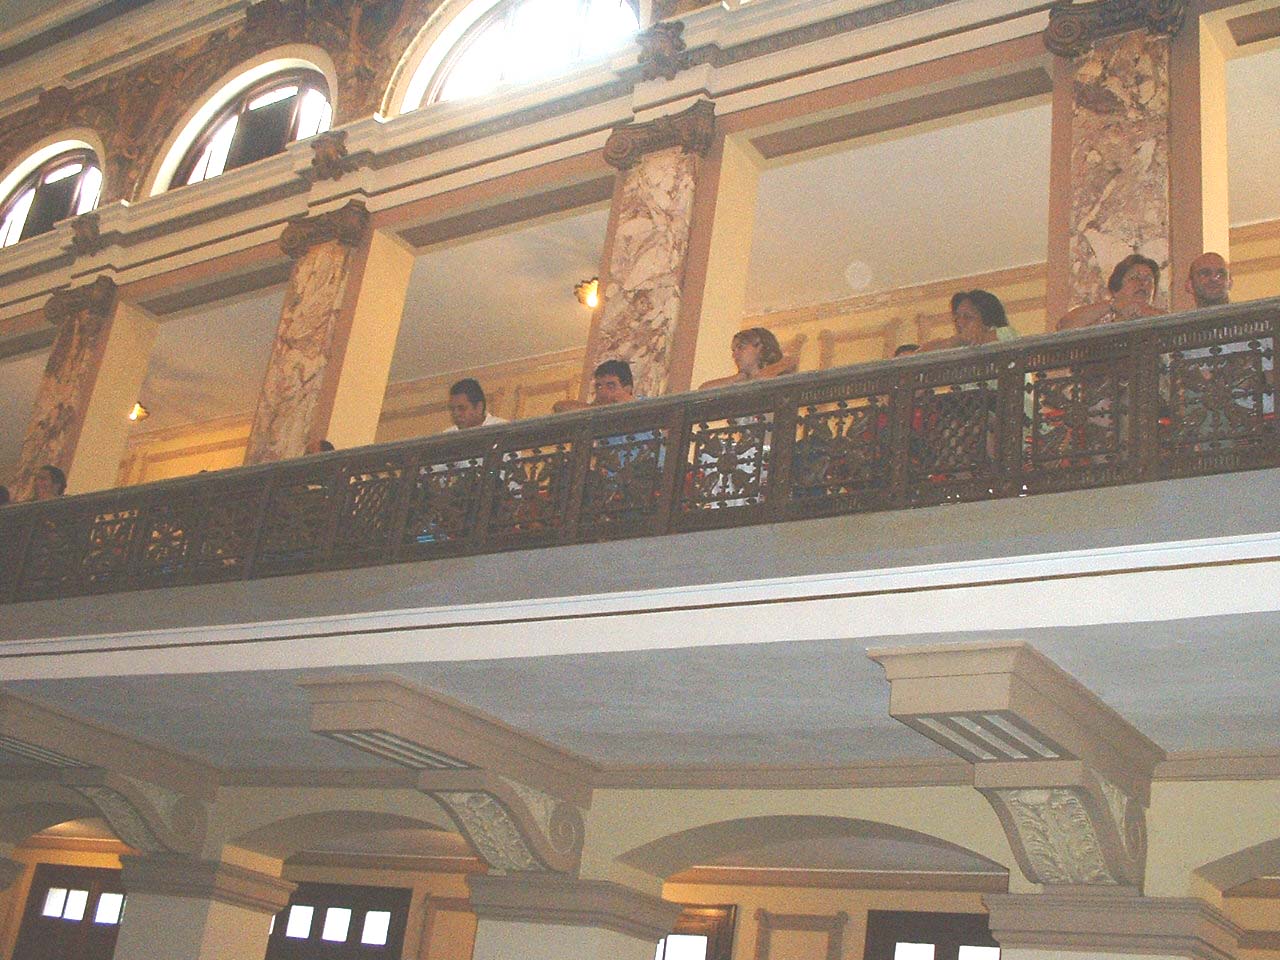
[444,412,507,432]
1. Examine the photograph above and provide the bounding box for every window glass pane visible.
[959,946,1000,960]
[285,904,314,939]
[41,887,68,918]
[664,933,709,960]
[226,94,296,170]
[895,943,935,960]
[361,910,391,946]
[507,0,578,84]
[192,117,239,183]
[438,21,506,101]
[76,166,103,216]
[655,939,665,960]
[22,174,78,240]
[295,89,331,140]
[584,0,638,50]
[94,892,124,924]
[62,889,89,921]
[0,187,35,246]
[43,162,84,184]
[321,907,352,942]
[248,85,298,110]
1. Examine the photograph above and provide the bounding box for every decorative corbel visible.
[304,130,363,183]
[1043,0,1187,58]
[278,199,370,259]
[426,770,585,874]
[638,21,690,81]
[61,769,207,856]
[68,212,107,258]
[977,764,1147,886]
[603,99,715,171]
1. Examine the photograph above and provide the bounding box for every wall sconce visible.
[128,402,149,422]
[574,277,599,309]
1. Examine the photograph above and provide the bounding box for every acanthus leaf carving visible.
[433,790,540,873]
[62,769,206,855]
[1044,0,1187,58]
[603,99,715,171]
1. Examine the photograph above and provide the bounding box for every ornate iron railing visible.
[2,299,1277,605]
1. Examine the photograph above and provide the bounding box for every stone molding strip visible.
[120,854,296,914]
[467,873,682,941]
[1044,0,1188,58]
[984,892,1241,960]
[603,99,715,170]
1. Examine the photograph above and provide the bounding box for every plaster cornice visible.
[120,854,295,913]
[467,873,682,941]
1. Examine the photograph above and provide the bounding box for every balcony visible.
[1,299,1276,607]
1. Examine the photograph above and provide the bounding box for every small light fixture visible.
[128,402,149,422]
[574,277,599,309]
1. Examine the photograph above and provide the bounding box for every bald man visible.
[1186,252,1232,308]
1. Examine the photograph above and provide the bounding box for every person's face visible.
[592,374,632,405]
[731,336,763,375]
[33,470,58,500]
[1188,254,1230,306]
[951,299,990,344]
[1116,263,1156,305]
[448,393,485,429]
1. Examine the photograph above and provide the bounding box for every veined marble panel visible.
[13,306,113,497]
[1068,29,1171,308]
[243,239,355,464]
[593,145,698,398]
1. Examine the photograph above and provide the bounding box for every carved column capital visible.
[638,20,690,81]
[978,765,1147,887]
[1044,0,1187,58]
[279,200,370,259]
[44,276,118,327]
[120,854,295,914]
[426,770,585,874]
[603,99,715,171]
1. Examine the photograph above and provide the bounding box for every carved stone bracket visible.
[44,275,118,327]
[426,770,585,874]
[603,99,715,171]
[68,212,108,258]
[304,130,364,183]
[979,767,1147,886]
[62,769,207,855]
[278,199,370,259]
[638,20,690,81]
[1044,0,1187,58]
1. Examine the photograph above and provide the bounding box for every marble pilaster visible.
[244,202,369,464]
[588,100,714,399]
[14,277,157,498]
[1065,29,1172,310]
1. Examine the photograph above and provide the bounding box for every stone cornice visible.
[1043,0,1188,58]
[984,892,1241,960]
[44,275,117,327]
[120,854,295,913]
[278,200,370,259]
[603,99,715,170]
[467,874,682,941]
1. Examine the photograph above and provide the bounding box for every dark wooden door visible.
[11,864,125,960]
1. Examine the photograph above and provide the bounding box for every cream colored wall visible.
[0,844,125,960]
[663,881,990,960]
[283,861,477,960]
[103,218,1280,489]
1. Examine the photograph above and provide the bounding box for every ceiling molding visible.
[286,850,486,874]
[590,758,972,789]
[668,865,1008,892]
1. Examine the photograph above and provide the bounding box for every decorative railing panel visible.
[1,301,1278,606]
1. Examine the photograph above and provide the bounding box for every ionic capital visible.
[279,200,370,259]
[1044,0,1187,58]
[603,99,715,171]
[44,276,118,327]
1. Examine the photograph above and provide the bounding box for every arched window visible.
[0,148,102,247]
[176,70,332,187]
[405,0,638,109]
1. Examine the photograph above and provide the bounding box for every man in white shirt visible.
[444,378,506,431]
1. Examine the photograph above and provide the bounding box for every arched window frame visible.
[0,147,102,248]
[396,0,639,112]
[173,69,332,189]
